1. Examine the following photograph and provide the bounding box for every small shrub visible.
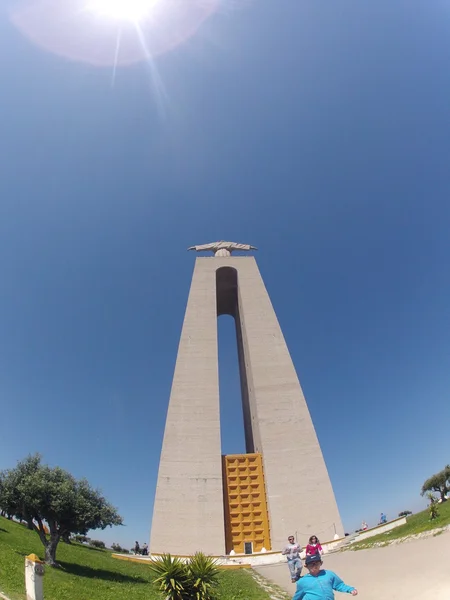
[188,552,220,600]
[90,539,106,549]
[149,554,190,600]
[149,552,220,600]
[398,511,412,517]
[73,535,89,543]
[111,543,129,553]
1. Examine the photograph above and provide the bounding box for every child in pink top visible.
[305,535,323,555]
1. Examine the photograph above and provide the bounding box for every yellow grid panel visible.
[222,453,271,554]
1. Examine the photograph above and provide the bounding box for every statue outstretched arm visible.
[188,241,257,253]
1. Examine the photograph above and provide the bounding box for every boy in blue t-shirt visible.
[292,554,358,600]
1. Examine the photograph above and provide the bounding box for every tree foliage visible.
[111,543,129,553]
[421,465,450,502]
[0,454,122,566]
[149,553,220,600]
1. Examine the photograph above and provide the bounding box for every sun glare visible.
[11,0,220,67]
[88,0,160,22]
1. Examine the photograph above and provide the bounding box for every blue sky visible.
[1,0,450,549]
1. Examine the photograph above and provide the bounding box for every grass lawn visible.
[0,517,272,600]
[350,500,450,550]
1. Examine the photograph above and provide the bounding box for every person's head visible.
[288,535,295,544]
[309,535,319,544]
[305,553,323,576]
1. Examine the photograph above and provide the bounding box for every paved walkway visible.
[256,530,450,600]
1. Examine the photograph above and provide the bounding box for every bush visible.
[74,535,89,543]
[149,554,190,600]
[149,552,220,600]
[188,551,220,600]
[111,543,129,553]
[398,511,412,518]
[90,539,106,549]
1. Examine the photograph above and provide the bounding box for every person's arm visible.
[281,546,288,555]
[292,582,305,600]
[317,543,323,554]
[331,573,358,595]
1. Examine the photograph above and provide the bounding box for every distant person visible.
[305,535,323,556]
[142,543,149,556]
[293,553,358,600]
[134,541,140,555]
[361,521,368,531]
[282,535,303,583]
[379,513,387,524]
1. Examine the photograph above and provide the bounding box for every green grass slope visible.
[0,517,270,600]
[350,500,450,550]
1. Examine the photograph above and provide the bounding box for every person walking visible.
[305,535,323,556]
[293,554,358,600]
[282,535,303,583]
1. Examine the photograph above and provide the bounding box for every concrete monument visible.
[150,242,343,556]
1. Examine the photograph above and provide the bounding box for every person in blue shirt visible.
[292,553,358,600]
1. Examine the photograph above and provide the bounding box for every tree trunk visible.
[33,518,60,567]
[62,532,72,544]
[44,537,60,566]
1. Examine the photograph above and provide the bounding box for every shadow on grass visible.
[0,527,8,533]
[59,561,150,584]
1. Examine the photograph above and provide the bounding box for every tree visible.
[0,454,123,566]
[421,465,450,502]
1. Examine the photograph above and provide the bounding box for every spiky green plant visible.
[149,554,190,600]
[187,552,220,600]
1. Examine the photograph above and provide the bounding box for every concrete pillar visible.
[25,554,44,600]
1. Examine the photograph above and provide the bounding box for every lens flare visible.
[88,0,160,22]
[9,0,220,66]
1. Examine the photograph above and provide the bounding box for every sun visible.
[88,0,161,22]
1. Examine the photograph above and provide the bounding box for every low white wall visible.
[351,517,406,542]
[113,551,286,567]
[217,552,285,567]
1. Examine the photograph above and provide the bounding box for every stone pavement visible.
[256,530,450,600]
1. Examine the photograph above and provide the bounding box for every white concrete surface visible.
[352,517,406,542]
[257,529,450,600]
